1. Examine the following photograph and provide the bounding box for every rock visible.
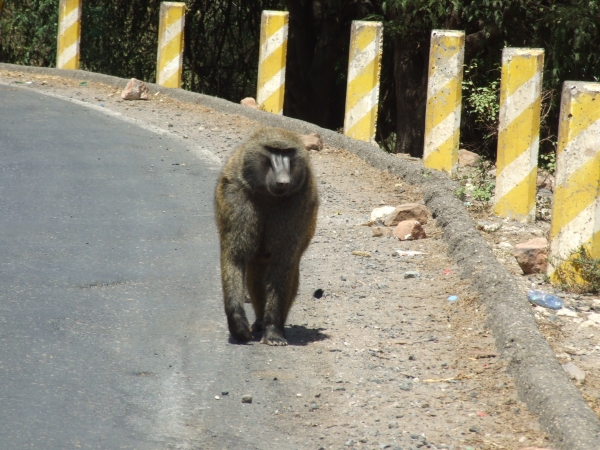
[240,97,257,109]
[394,220,426,241]
[384,203,429,226]
[556,308,578,317]
[536,172,555,191]
[537,188,553,198]
[562,362,585,382]
[241,395,253,403]
[476,221,502,233]
[458,149,481,167]
[371,226,393,237]
[371,205,397,223]
[299,133,323,151]
[121,78,149,100]
[512,238,548,274]
[588,313,600,324]
[403,271,420,279]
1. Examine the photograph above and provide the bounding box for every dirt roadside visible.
[0,71,563,449]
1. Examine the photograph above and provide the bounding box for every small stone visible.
[404,271,420,279]
[121,78,149,100]
[214,395,220,400]
[556,308,578,317]
[458,149,481,167]
[384,203,430,226]
[398,382,412,391]
[221,391,229,395]
[476,221,502,233]
[468,426,480,433]
[537,172,555,191]
[588,313,600,324]
[241,395,253,403]
[562,362,585,382]
[513,238,548,274]
[498,241,513,250]
[394,220,426,241]
[309,402,319,411]
[345,438,356,446]
[372,226,394,237]
[240,97,257,109]
[388,421,399,429]
[299,133,323,151]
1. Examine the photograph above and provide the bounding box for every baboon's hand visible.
[227,315,253,342]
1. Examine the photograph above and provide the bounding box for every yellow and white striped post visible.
[423,30,465,173]
[343,21,383,143]
[156,2,185,88]
[494,48,544,222]
[56,0,82,70]
[256,11,289,115]
[548,82,600,281]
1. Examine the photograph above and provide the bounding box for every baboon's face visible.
[264,147,293,196]
[240,131,309,197]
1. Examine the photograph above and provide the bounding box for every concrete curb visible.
[3,63,599,449]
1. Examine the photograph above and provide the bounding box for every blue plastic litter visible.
[447,295,459,302]
[527,290,564,310]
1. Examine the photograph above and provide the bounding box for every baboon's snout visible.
[270,153,291,189]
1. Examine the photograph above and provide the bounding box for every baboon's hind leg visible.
[260,263,298,346]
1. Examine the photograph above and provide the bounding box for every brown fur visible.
[214,127,319,345]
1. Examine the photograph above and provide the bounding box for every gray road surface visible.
[0,86,301,449]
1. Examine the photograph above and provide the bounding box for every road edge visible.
[3,63,598,449]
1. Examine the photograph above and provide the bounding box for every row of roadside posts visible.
[57,1,600,282]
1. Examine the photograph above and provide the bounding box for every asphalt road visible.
[0,86,302,449]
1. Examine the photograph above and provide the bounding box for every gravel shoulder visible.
[2,67,597,449]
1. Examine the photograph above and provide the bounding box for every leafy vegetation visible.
[462,60,500,158]
[1,0,599,160]
[454,159,495,204]
[552,246,600,294]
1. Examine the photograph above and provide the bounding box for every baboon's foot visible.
[251,320,265,332]
[227,315,253,342]
[260,326,288,346]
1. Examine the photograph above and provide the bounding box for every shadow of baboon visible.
[283,325,330,346]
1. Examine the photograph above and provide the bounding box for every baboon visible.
[214,127,319,345]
